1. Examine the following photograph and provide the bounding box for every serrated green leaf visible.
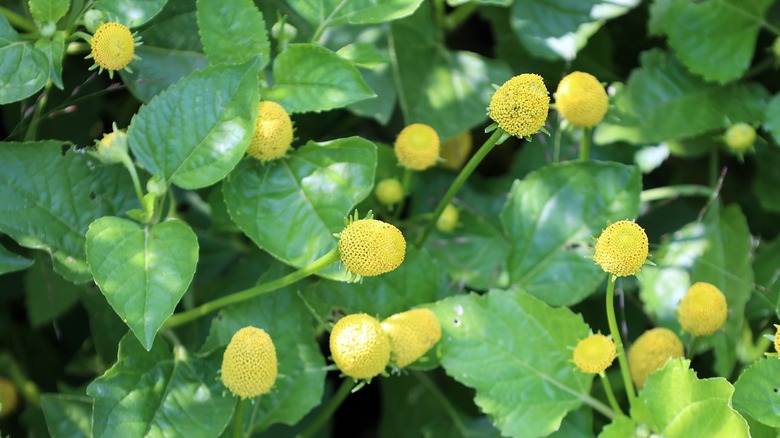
[431,289,593,438]
[337,43,389,68]
[500,161,641,306]
[29,0,69,24]
[34,31,65,89]
[41,394,92,438]
[0,142,138,283]
[665,0,772,83]
[732,358,780,428]
[647,0,673,36]
[222,137,376,281]
[93,0,166,27]
[262,44,375,114]
[197,0,269,67]
[24,253,81,328]
[0,241,32,275]
[87,334,234,438]
[289,0,423,34]
[128,60,259,189]
[0,33,49,104]
[85,217,198,350]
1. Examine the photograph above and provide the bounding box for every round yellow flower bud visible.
[555,72,609,128]
[573,334,616,374]
[488,74,550,138]
[0,378,18,418]
[677,282,728,337]
[436,204,459,233]
[381,308,442,368]
[90,22,135,72]
[375,178,404,205]
[394,124,440,171]
[338,218,406,277]
[440,131,472,171]
[628,328,684,389]
[593,220,649,278]
[247,101,294,162]
[221,326,278,399]
[774,324,780,354]
[330,314,391,379]
[724,123,756,153]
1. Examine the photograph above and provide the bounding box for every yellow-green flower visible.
[330,314,391,380]
[440,131,472,171]
[338,217,406,278]
[247,101,294,162]
[87,22,140,77]
[677,282,728,337]
[488,74,550,138]
[375,178,404,206]
[628,328,684,389]
[724,123,756,155]
[436,204,459,233]
[221,326,278,399]
[555,72,609,128]
[774,324,780,355]
[593,220,649,278]
[573,334,616,374]
[394,124,440,171]
[0,378,18,418]
[381,308,442,368]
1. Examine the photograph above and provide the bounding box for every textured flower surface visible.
[221,326,278,399]
[375,178,404,205]
[440,131,472,170]
[330,314,391,379]
[488,74,550,138]
[628,328,684,388]
[555,71,608,128]
[677,282,728,337]
[381,308,442,368]
[593,220,649,277]
[338,218,406,277]
[724,123,756,153]
[436,204,459,233]
[573,334,616,374]
[394,123,440,170]
[90,22,135,73]
[247,101,294,162]
[0,378,17,418]
[775,324,780,354]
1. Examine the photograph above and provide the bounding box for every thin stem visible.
[413,371,470,436]
[640,185,714,203]
[444,2,478,31]
[297,378,354,438]
[0,6,36,33]
[599,373,624,417]
[0,353,41,407]
[163,248,341,329]
[415,128,503,247]
[402,167,413,196]
[687,335,701,359]
[120,156,144,205]
[708,148,719,187]
[552,114,563,163]
[232,398,247,438]
[578,127,591,161]
[606,276,637,407]
[24,80,53,142]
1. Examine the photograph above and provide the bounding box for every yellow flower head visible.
[330,313,391,379]
[555,71,609,128]
[221,326,278,399]
[593,220,649,278]
[724,123,756,154]
[0,378,18,418]
[88,22,139,77]
[440,131,473,171]
[381,308,442,368]
[375,178,404,206]
[436,204,459,233]
[488,74,550,138]
[628,328,684,389]
[394,124,440,171]
[573,334,616,374]
[247,101,294,162]
[677,282,728,337]
[774,324,780,355]
[338,217,406,278]
[93,124,129,165]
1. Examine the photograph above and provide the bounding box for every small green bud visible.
[92,126,129,165]
[271,21,298,42]
[724,123,756,155]
[375,178,404,205]
[83,9,106,34]
[146,175,167,197]
[436,204,459,233]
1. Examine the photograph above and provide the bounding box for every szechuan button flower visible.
[220,326,278,399]
[724,123,756,158]
[381,308,442,368]
[555,71,609,128]
[87,22,140,78]
[774,324,780,355]
[593,220,649,278]
[628,327,684,389]
[337,213,406,279]
[375,178,404,206]
[488,74,550,138]
[247,101,294,162]
[0,377,18,418]
[330,313,391,380]
[436,204,459,233]
[394,123,440,171]
[573,333,616,374]
[677,282,728,337]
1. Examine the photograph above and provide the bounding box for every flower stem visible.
[0,6,36,33]
[0,353,40,407]
[297,378,355,438]
[605,276,637,407]
[415,128,503,247]
[599,373,624,417]
[24,80,53,142]
[232,398,247,438]
[402,167,413,196]
[578,127,591,161]
[444,2,478,31]
[640,185,714,203]
[120,156,145,205]
[687,335,700,359]
[163,248,341,329]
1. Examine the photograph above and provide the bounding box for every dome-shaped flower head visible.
[593,220,649,278]
[488,74,550,138]
[0,378,18,418]
[381,308,442,368]
[677,282,728,337]
[338,215,406,278]
[221,326,278,399]
[436,204,459,233]
[440,131,473,171]
[247,101,294,162]
[555,72,609,128]
[330,313,391,380]
[375,178,404,206]
[573,334,616,374]
[87,22,140,78]
[394,124,440,171]
[724,123,756,155]
[628,328,684,389]
[92,124,129,165]
[774,324,780,355]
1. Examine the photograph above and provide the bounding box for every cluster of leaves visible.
[0,0,779,437]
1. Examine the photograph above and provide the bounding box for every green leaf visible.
[763,92,780,144]
[0,242,33,275]
[197,0,270,67]
[85,217,198,350]
[0,142,138,283]
[500,161,641,306]
[665,0,772,84]
[34,31,65,89]
[41,394,92,438]
[0,29,49,104]
[87,334,235,438]
[24,253,81,328]
[93,0,167,27]
[222,137,376,281]
[29,0,69,24]
[595,49,769,145]
[598,415,638,438]
[747,236,780,320]
[289,0,423,33]
[634,358,749,437]
[128,60,259,189]
[755,145,780,214]
[431,289,593,438]
[509,0,640,61]
[337,43,389,68]
[733,358,780,428]
[262,44,375,114]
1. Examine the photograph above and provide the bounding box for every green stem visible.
[444,2,478,31]
[687,335,701,359]
[232,398,247,438]
[578,127,591,161]
[0,353,41,407]
[24,80,53,142]
[402,167,413,196]
[599,373,624,417]
[120,156,144,205]
[415,128,503,247]
[297,378,354,438]
[708,148,719,187]
[606,276,637,407]
[164,248,341,329]
[552,114,563,163]
[0,6,36,33]
[640,185,714,203]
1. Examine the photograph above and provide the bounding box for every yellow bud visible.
[724,123,756,154]
[381,308,442,368]
[573,334,616,374]
[0,378,18,418]
[440,131,472,170]
[394,124,440,171]
[90,22,135,72]
[677,282,728,337]
[375,178,404,205]
[247,101,294,162]
[93,127,129,165]
[593,220,649,278]
[774,324,780,355]
[555,71,609,128]
[628,328,684,389]
[436,204,459,233]
[330,314,391,379]
[338,218,406,277]
[488,74,550,138]
[221,326,278,399]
